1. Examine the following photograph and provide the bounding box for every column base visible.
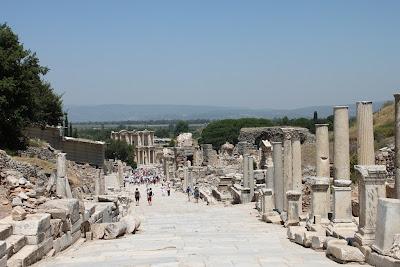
[326,221,357,239]
[354,228,376,246]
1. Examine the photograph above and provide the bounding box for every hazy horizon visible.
[2,1,399,109]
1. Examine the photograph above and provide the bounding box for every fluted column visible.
[394,94,400,199]
[283,135,293,212]
[357,101,375,165]
[316,124,330,177]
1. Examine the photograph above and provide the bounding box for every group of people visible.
[186,186,200,203]
[124,167,163,186]
[134,181,172,206]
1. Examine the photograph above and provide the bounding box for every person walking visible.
[134,188,140,206]
[147,188,153,206]
[186,186,191,202]
[194,186,200,203]
[167,183,171,197]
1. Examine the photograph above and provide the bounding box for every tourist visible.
[194,186,200,203]
[147,188,153,206]
[186,186,191,202]
[167,183,171,196]
[161,183,165,196]
[135,188,140,206]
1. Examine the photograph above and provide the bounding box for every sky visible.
[1,1,400,109]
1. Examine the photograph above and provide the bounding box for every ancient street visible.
[38,185,339,267]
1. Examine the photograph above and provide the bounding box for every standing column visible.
[315,124,330,177]
[394,94,400,199]
[357,101,375,165]
[283,134,293,212]
[272,142,284,212]
[291,136,302,212]
[248,156,255,200]
[266,153,274,190]
[243,155,249,188]
[329,106,357,233]
[56,153,67,198]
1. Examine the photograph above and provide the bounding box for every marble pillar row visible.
[356,101,375,165]
[354,165,387,246]
[272,142,284,212]
[394,94,400,199]
[315,124,330,177]
[283,135,293,212]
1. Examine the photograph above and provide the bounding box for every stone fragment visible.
[37,208,67,221]
[91,224,106,239]
[103,222,126,240]
[11,197,23,207]
[121,215,141,234]
[5,235,26,258]
[326,243,365,263]
[287,226,305,241]
[0,225,12,240]
[18,177,27,185]
[39,199,80,223]
[10,213,51,236]
[50,219,63,238]
[11,206,27,221]
[17,192,28,200]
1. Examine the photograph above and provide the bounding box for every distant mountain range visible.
[66,101,388,122]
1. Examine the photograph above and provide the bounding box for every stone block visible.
[324,238,347,250]
[37,208,67,221]
[0,225,12,241]
[103,222,126,240]
[367,251,400,267]
[25,227,51,245]
[5,235,26,258]
[121,215,141,234]
[39,199,80,223]
[372,198,400,256]
[0,255,5,267]
[71,218,82,234]
[311,235,328,250]
[50,219,63,238]
[53,232,72,253]
[0,241,6,259]
[287,226,305,241]
[85,231,93,241]
[7,237,53,267]
[326,243,365,263]
[91,224,106,239]
[11,206,27,221]
[11,213,51,236]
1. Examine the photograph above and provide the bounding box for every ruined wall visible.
[25,127,105,167]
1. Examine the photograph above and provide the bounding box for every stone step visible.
[0,225,12,241]
[5,235,26,258]
[7,238,52,267]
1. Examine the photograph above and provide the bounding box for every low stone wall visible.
[25,127,105,167]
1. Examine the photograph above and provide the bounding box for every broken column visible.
[356,101,375,165]
[307,177,330,228]
[285,190,301,227]
[329,106,356,234]
[354,165,387,246]
[261,188,274,220]
[291,136,302,211]
[183,167,189,190]
[394,94,400,199]
[315,124,330,177]
[272,142,284,212]
[56,153,67,198]
[248,156,255,201]
[372,198,400,256]
[283,133,293,212]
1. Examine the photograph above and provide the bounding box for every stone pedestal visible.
[354,165,387,246]
[372,198,400,256]
[283,137,293,212]
[315,124,330,177]
[285,190,301,227]
[241,188,251,204]
[261,188,274,215]
[327,179,357,236]
[272,142,284,212]
[356,101,375,165]
[307,177,330,228]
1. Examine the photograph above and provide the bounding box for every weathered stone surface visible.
[311,235,328,250]
[50,219,63,238]
[0,225,12,241]
[287,226,305,241]
[326,243,365,263]
[8,213,50,236]
[103,222,127,240]
[37,208,67,221]
[39,199,80,223]
[121,215,141,234]
[5,235,26,258]
[368,251,400,267]
[71,218,82,234]
[25,227,51,245]
[11,206,27,221]
[0,241,6,259]
[11,197,23,207]
[324,237,347,250]
[7,237,53,267]
[91,224,106,239]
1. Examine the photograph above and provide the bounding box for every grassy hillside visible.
[349,101,394,149]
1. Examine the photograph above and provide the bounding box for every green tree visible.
[174,120,189,136]
[0,23,63,149]
[105,139,136,168]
